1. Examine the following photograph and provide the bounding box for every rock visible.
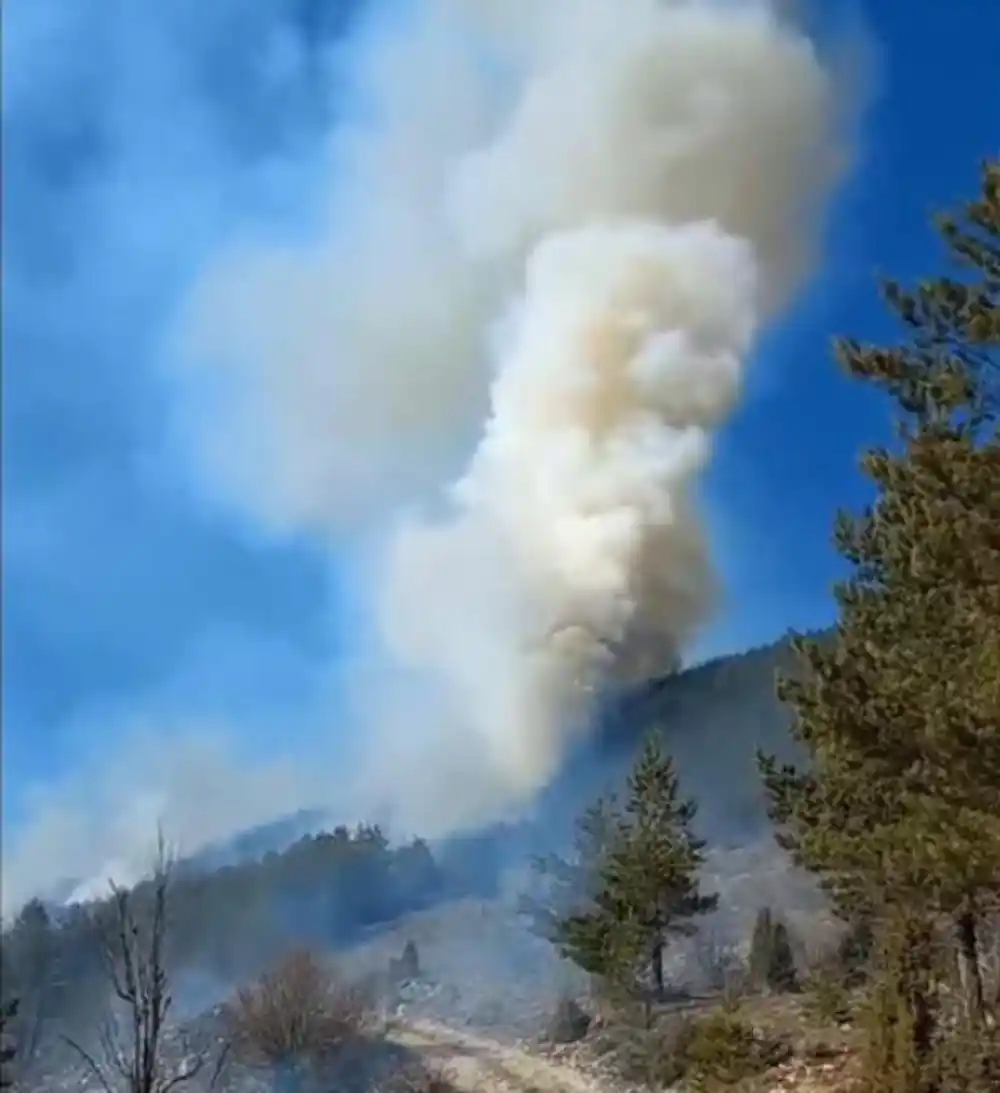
[545,997,591,1045]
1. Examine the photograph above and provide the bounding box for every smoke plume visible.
[175,0,850,832]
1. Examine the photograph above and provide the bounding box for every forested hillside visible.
[0,634,805,1052]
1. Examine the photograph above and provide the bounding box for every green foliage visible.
[676,1011,792,1091]
[760,159,1000,918]
[927,1023,1000,1093]
[856,910,1000,1093]
[537,735,717,998]
[604,1009,792,1092]
[760,160,1000,1088]
[856,912,937,1093]
[747,907,799,994]
[0,997,17,1090]
[0,824,448,1047]
[598,1016,688,1089]
[835,913,876,986]
[802,966,852,1027]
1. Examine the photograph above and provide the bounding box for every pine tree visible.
[758,160,1000,1082]
[549,735,718,1001]
[748,907,798,994]
[0,997,17,1090]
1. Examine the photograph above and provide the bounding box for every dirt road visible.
[389,1016,857,1093]
[390,1019,606,1093]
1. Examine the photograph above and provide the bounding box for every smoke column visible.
[175,0,850,832]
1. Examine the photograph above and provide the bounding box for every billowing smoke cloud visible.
[2,723,315,916]
[173,0,850,833]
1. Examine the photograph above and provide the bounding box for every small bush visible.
[720,972,749,1015]
[598,1017,688,1089]
[223,949,371,1070]
[930,1022,1000,1093]
[676,1011,793,1091]
[599,1007,792,1091]
[803,966,853,1026]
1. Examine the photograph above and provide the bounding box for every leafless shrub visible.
[63,832,229,1093]
[222,948,372,1070]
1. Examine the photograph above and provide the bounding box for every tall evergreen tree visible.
[758,161,1000,1076]
[0,998,17,1090]
[2,899,59,1072]
[544,735,717,1000]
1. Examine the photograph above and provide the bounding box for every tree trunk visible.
[909,981,935,1060]
[890,911,937,1062]
[651,942,664,999]
[955,908,985,1027]
[909,918,936,1060]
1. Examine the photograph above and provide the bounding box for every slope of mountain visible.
[526,632,811,845]
[183,807,333,873]
[1,633,819,1061]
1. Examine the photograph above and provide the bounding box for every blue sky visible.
[3,0,998,907]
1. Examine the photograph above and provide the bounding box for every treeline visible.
[527,161,1000,1092]
[0,822,481,1068]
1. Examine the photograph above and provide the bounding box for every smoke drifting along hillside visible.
[176,0,851,834]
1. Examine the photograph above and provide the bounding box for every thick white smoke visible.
[378,221,756,794]
[174,0,850,832]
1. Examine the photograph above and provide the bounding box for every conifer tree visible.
[758,161,1000,1077]
[748,907,799,994]
[0,997,17,1090]
[546,735,717,1000]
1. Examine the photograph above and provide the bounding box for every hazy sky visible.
[3,0,998,909]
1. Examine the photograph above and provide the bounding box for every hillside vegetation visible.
[2,161,997,1093]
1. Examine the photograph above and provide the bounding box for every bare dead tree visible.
[64,831,229,1093]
